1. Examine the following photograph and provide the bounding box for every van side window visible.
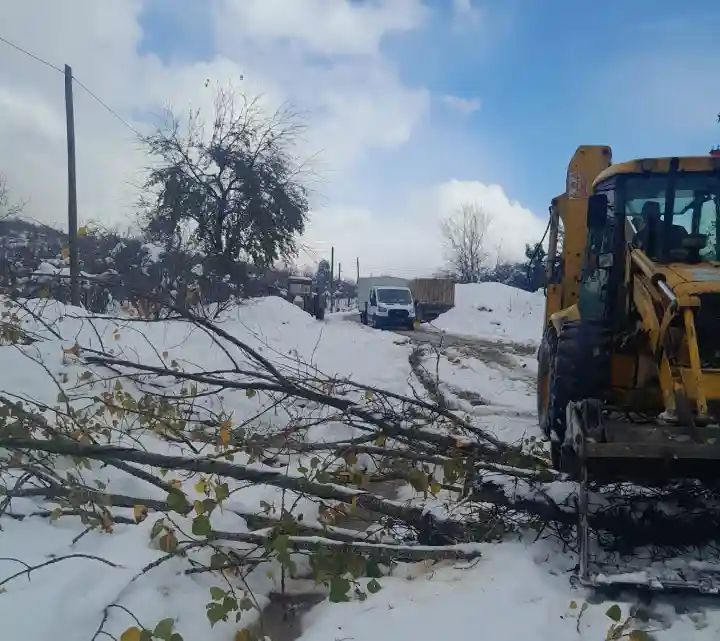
[370,290,376,305]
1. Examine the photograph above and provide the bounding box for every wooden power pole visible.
[329,246,334,312]
[64,64,80,307]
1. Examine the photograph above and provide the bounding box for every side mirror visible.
[587,193,608,229]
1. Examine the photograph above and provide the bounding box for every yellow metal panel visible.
[561,146,612,310]
[678,369,720,401]
[593,155,720,186]
[632,277,660,348]
[659,357,677,412]
[550,303,579,332]
[683,308,709,417]
[544,284,563,324]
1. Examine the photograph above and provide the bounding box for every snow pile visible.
[0,295,415,640]
[433,283,545,346]
[2,293,718,641]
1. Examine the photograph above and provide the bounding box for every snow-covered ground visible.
[1,288,719,641]
[432,282,545,347]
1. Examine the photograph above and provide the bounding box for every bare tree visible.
[0,173,25,220]
[440,202,491,283]
[140,86,310,276]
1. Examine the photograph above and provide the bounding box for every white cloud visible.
[213,0,427,56]
[0,0,538,277]
[302,179,547,278]
[440,94,481,115]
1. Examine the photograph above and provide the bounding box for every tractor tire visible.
[536,325,557,441]
[547,320,611,470]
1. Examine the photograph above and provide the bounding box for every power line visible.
[0,33,63,74]
[0,32,142,138]
[71,76,142,137]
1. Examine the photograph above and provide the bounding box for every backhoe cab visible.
[537,146,720,592]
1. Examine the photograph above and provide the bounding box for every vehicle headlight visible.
[378,306,387,312]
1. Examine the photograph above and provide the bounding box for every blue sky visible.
[384,0,720,213]
[140,0,720,211]
[3,0,719,273]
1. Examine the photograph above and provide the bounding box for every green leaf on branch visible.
[153,618,175,640]
[166,490,190,514]
[605,604,622,622]
[367,578,382,594]
[192,514,211,537]
[210,586,226,601]
[150,518,166,540]
[215,482,229,502]
[328,577,351,603]
[206,602,227,626]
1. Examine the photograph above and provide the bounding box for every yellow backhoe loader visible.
[537,146,720,593]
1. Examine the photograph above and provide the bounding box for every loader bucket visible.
[565,401,720,596]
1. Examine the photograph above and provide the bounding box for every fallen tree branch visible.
[0,553,121,589]
[0,437,487,542]
[81,353,543,469]
[208,529,483,563]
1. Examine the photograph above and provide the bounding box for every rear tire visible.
[547,320,611,469]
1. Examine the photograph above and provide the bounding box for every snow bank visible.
[433,283,545,347]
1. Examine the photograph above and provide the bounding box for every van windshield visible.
[377,288,412,304]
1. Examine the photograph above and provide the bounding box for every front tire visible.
[546,320,610,470]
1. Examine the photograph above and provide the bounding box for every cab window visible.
[623,173,720,262]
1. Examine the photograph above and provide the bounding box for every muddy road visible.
[343,313,537,370]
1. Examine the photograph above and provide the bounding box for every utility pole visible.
[337,263,342,310]
[356,257,360,310]
[64,65,80,307]
[330,246,334,313]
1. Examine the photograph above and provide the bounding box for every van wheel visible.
[370,315,378,329]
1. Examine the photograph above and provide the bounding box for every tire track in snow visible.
[396,325,540,445]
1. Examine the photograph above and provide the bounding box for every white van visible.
[361,284,416,330]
